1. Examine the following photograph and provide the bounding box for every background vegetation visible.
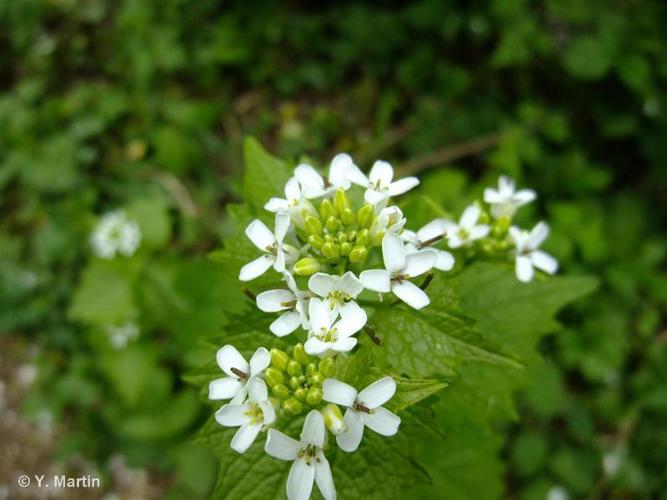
[1,0,665,498]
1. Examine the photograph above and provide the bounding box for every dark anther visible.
[364,325,383,346]
[231,367,248,379]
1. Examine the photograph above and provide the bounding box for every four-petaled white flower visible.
[240,212,298,281]
[209,345,270,404]
[91,210,142,259]
[509,222,558,282]
[264,177,317,228]
[360,233,436,310]
[442,205,490,248]
[215,378,276,453]
[369,205,406,243]
[305,298,366,357]
[401,219,455,271]
[256,272,310,336]
[308,271,364,316]
[484,176,536,219]
[349,160,419,206]
[294,153,366,199]
[265,410,336,500]
[322,376,401,452]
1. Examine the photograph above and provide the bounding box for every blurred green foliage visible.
[1,0,665,498]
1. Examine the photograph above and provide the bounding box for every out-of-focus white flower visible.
[509,222,558,282]
[294,154,365,199]
[239,213,298,281]
[16,364,38,387]
[265,410,336,500]
[546,485,569,500]
[349,160,419,207]
[215,378,276,453]
[442,205,490,248]
[360,233,436,310]
[209,345,271,404]
[402,220,454,271]
[304,298,366,357]
[322,376,400,452]
[265,177,318,228]
[603,449,623,477]
[91,210,142,259]
[256,272,310,337]
[484,176,536,218]
[106,322,140,350]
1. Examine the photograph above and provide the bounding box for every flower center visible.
[327,290,350,309]
[231,367,248,380]
[390,272,408,283]
[457,228,469,240]
[317,327,338,343]
[244,403,264,425]
[298,444,320,466]
[265,243,279,255]
[353,401,372,414]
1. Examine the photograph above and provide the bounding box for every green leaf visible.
[242,137,292,212]
[125,192,172,249]
[387,376,448,413]
[563,36,614,80]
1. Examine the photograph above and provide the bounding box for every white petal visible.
[359,269,391,293]
[434,250,455,271]
[447,233,464,249]
[287,458,315,500]
[513,189,536,205]
[459,205,481,229]
[515,255,534,282]
[270,311,301,337]
[508,226,526,248]
[333,306,367,338]
[339,271,364,297]
[273,248,286,273]
[531,250,558,275]
[260,400,276,425]
[403,250,436,278]
[239,255,274,281]
[328,153,353,188]
[387,177,419,196]
[284,177,302,200]
[336,409,364,452]
[416,219,446,243]
[249,347,271,376]
[382,232,406,272]
[231,423,262,453]
[208,377,243,400]
[357,376,396,408]
[364,188,389,206]
[217,345,249,377]
[308,273,336,298]
[304,337,330,356]
[391,280,430,309]
[265,429,300,460]
[274,212,291,243]
[294,164,325,198]
[314,452,337,500]
[247,378,268,402]
[331,337,357,353]
[345,163,369,187]
[245,219,276,250]
[308,298,333,332]
[483,187,502,204]
[301,410,325,448]
[322,379,358,407]
[256,289,296,312]
[264,197,289,212]
[529,221,549,249]
[364,407,401,436]
[468,225,490,240]
[499,176,515,195]
[368,160,394,186]
[215,404,251,427]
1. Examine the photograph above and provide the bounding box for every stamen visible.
[231,367,248,379]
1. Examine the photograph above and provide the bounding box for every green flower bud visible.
[371,230,385,246]
[348,230,358,241]
[341,207,355,225]
[294,257,320,276]
[357,204,375,227]
[340,242,352,256]
[306,386,323,406]
[356,228,370,246]
[265,367,285,387]
[305,363,317,377]
[298,375,306,384]
[283,398,303,416]
[318,358,335,377]
[334,189,351,213]
[325,216,341,232]
[311,372,325,386]
[287,360,302,376]
[478,210,490,225]
[272,384,290,400]
[319,199,336,219]
[294,387,308,402]
[270,348,289,371]
[308,234,324,249]
[336,231,348,243]
[321,242,340,259]
[268,397,281,410]
[304,215,322,235]
[289,375,301,389]
[349,245,368,263]
[322,404,346,435]
[324,233,335,243]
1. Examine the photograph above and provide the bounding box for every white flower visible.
[349,160,419,206]
[265,410,336,500]
[401,220,454,271]
[264,177,317,228]
[483,176,536,219]
[256,272,310,337]
[304,298,366,357]
[369,205,406,243]
[215,378,276,453]
[546,486,569,500]
[509,222,558,282]
[359,233,436,310]
[239,213,298,281]
[106,322,140,350]
[294,153,365,199]
[322,376,400,452]
[209,345,270,404]
[442,205,490,248]
[308,271,364,316]
[91,210,142,259]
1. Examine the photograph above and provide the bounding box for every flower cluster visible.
[209,154,558,499]
[90,210,142,259]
